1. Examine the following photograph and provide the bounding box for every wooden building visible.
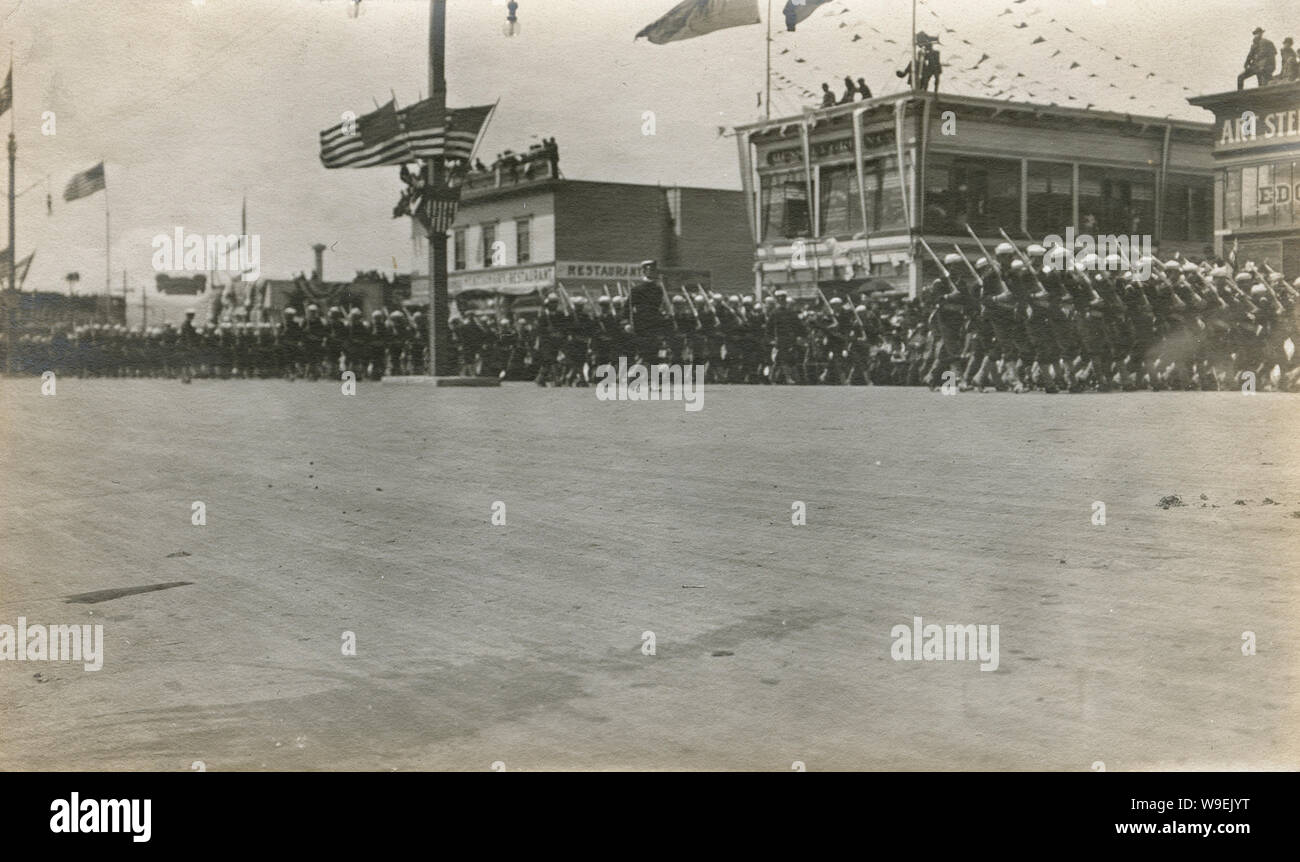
[409,156,753,311]
[734,92,1216,298]
[1188,80,1300,273]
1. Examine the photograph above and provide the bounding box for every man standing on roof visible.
[1238,27,1277,90]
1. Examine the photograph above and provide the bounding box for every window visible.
[516,218,531,264]
[481,223,497,267]
[453,229,466,271]
[1078,166,1155,236]
[1162,174,1213,242]
[813,157,908,238]
[1225,168,1241,230]
[1226,161,1300,232]
[1026,161,1073,237]
[761,170,811,241]
[819,165,864,238]
[923,155,1020,235]
[861,156,907,234]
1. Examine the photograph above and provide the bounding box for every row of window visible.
[1225,160,1300,232]
[759,155,1212,243]
[452,218,532,271]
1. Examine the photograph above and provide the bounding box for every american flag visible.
[320,100,494,169]
[319,100,413,169]
[424,186,462,234]
[398,101,495,161]
[63,163,106,202]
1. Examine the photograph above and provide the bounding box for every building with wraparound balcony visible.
[733,92,1216,299]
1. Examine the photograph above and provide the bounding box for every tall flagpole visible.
[765,0,772,120]
[104,168,111,324]
[427,0,450,376]
[7,47,14,291]
[6,45,15,373]
[911,0,918,94]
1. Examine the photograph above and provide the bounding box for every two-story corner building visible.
[733,92,1216,299]
[409,154,753,312]
[1188,80,1300,273]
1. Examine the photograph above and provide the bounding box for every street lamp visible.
[503,1,520,37]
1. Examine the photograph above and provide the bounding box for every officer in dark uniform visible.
[179,309,199,382]
[766,290,804,384]
[628,260,671,364]
[302,304,327,380]
[534,293,568,386]
[566,296,596,385]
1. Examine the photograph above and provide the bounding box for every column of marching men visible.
[3,304,429,382]
[5,248,1300,391]
[490,248,1300,393]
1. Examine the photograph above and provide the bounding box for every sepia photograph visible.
[0,0,1296,808]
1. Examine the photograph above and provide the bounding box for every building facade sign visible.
[450,263,555,296]
[1216,106,1300,153]
[764,130,895,167]
[451,260,666,295]
[555,261,645,281]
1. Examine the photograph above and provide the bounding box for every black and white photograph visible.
[0,0,1296,818]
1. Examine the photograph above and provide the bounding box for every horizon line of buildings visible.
[9,79,1296,329]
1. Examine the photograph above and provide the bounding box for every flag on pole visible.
[0,65,11,118]
[783,0,833,32]
[63,163,106,202]
[398,101,496,161]
[635,0,761,45]
[319,100,412,168]
[321,100,496,168]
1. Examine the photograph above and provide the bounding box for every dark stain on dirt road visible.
[65,581,193,604]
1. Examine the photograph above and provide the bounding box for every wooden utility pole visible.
[426,0,451,376]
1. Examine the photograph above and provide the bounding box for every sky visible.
[1,0,1292,316]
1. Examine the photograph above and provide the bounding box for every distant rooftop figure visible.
[1279,37,1298,83]
[1238,27,1277,90]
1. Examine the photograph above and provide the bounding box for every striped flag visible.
[0,65,11,118]
[319,100,412,169]
[398,101,495,161]
[321,100,494,168]
[636,0,761,45]
[63,163,106,202]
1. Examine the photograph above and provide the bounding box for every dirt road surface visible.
[1,379,1296,770]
